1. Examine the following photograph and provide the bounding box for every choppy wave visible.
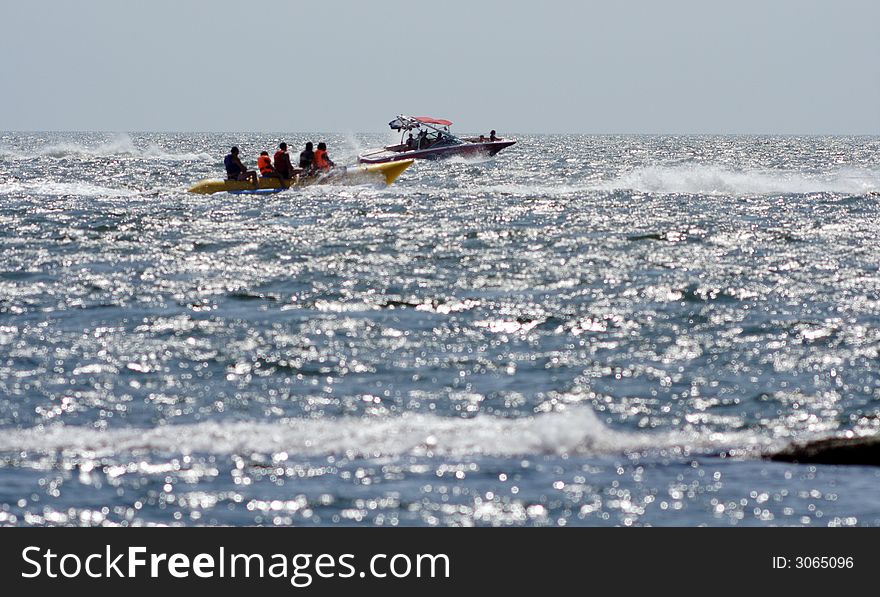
[0,180,140,198]
[600,165,880,196]
[482,166,880,199]
[0,134,211,161]
[446,153,495,165]
[0,408,774,459]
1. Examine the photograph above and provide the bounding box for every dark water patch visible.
[769,434,880,466]
[535,316,569,330]
[0,270,48,281]
[226,291,280,302]
[80,221,122,233]
[626,230,696,243]
[191,240,240,253]
[380,299,422,310]
[680,285,742,304]
[767,230,802,243]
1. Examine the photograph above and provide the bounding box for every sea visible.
[1,132,879,526]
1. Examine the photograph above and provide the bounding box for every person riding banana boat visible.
[313,142,334,171]
[299,142,315,172]
[257,151,280,179]
[273,142,298,179]
[295,141,335,175]
[191,141,413,195]
[259,145,305,180]
[224,146,258,185]
[228,141,335,184]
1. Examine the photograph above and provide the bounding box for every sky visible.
[1,0,878,134]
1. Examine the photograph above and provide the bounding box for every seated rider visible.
[274,142,297,179]
[418,130,429,150]
[489,130,498,142]
[313,142,334,171]
[299,142,315,173]
[224,146,258,184]
[405,133,415,149]
[257,151,280,178]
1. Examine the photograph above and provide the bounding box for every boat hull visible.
[358,140,516,164]
[187,160,413,194]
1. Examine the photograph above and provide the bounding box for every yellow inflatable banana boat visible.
[188,160,413,195]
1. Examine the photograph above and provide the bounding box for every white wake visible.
[0,408,773,459]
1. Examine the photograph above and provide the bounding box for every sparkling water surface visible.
[1,132,880,526]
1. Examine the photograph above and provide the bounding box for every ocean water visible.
[1,131,880,526]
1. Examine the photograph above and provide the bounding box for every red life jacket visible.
[257,155,274,175]
[313,148,331,170]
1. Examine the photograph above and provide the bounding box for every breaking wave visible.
[599,165,880,196]
[0,408,774,459]
[480,166,880,199]
[0,180,140,198]
[0,134,211,162]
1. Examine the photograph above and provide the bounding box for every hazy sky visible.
[2,0,878,134]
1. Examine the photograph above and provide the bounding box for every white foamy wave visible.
[338,132,368,164]
[446,153,495,165]
[136,144,213,162]
[0,134,211,162]
[0,408,773,459]
[599,165,880,196]
[0,180,139,198]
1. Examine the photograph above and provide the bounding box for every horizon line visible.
[2,130,879,137]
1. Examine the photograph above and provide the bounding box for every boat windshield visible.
[390,115,460,148]
[430,131,456,147]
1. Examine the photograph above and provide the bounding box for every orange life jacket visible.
[313,148,331,170]
[257,155,274,175]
